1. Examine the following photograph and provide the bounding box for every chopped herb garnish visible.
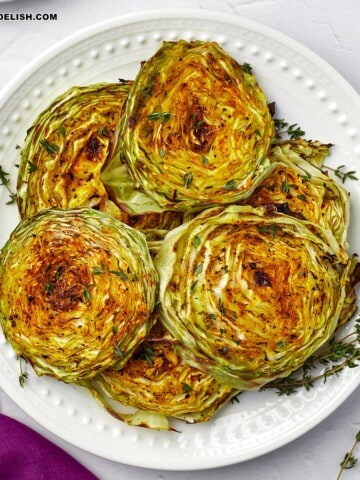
[224,179,237,191]
[27,161,38,173]
[183,172,193,188]
[257,225,277,237]
[194,120,204,132]
[195,262,203,275]
[147,111,172,123]
[114,345,123,357]
[192,235,201,248]
[92,262,106,275]
[296,165,312,182]
[218,298,226,315]
[112,325,118,335]
[182,382,192,394]
[301,171,312,182]
[140,347,155,367]
[43,282,55,295]
[98,126,110,137]
[58,125,67,136]
[40,138,59,155]
[281,179,291,194]
[110,269,129,281]
[242,62,253,74]
[83,286,91,302]
[159,147,166,158]
[55,267,63,280]
[202,155,209,166]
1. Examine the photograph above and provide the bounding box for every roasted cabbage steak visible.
[119,40,275,211]
[88,321,236,430]
[0,207,158,382]
[155,205,353,390]
[17,81,132,219]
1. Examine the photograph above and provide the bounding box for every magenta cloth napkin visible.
[0,414,99,480]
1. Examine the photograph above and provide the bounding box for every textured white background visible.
[0,1,360,479]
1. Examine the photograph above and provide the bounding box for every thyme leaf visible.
[242,62,253,74]
[202,155,209,166]
[0,165,11,187]
[58,125,67,136]
[147,111,172,123]
[98,126,110,137]
[114,345,123,357]
[92,262,106,275]
[43,281,55,295]
[40,138,59,155]
[287,123,305,139]
[0,165,17,204]
[263,318,360,396]
[182,382,192,393]
[110,269,129,281]
[224,179,237,191]
[183,172,193,188]
[257,225,277,237]
[192,235,201,248]
[323,164,359,184]
[139,347,155,367]
[83,286,91,302]
[337,431,360,479]
[195,262,204,275]
[274,118,305,139]
[27,161,38,173]
[18,357,28,388]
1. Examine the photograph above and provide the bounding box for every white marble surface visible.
[0,0,360,479]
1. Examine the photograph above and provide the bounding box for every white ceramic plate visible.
[0,9,360,471]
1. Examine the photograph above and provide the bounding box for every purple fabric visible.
[0,414,98,480]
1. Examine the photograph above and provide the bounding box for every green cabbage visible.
[0,207,158,383]
[87,321,236,429]
[247,139,350,248]
[17,82,132,219]
[155,205,352,390]
[118,40,275,212]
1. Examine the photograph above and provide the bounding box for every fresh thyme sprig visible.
[18,356,28,388]
[322,164,359,184]
[0,164,17,204]
[263,318,360,395]
[274,118,305,139]
[337,431,360,479]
